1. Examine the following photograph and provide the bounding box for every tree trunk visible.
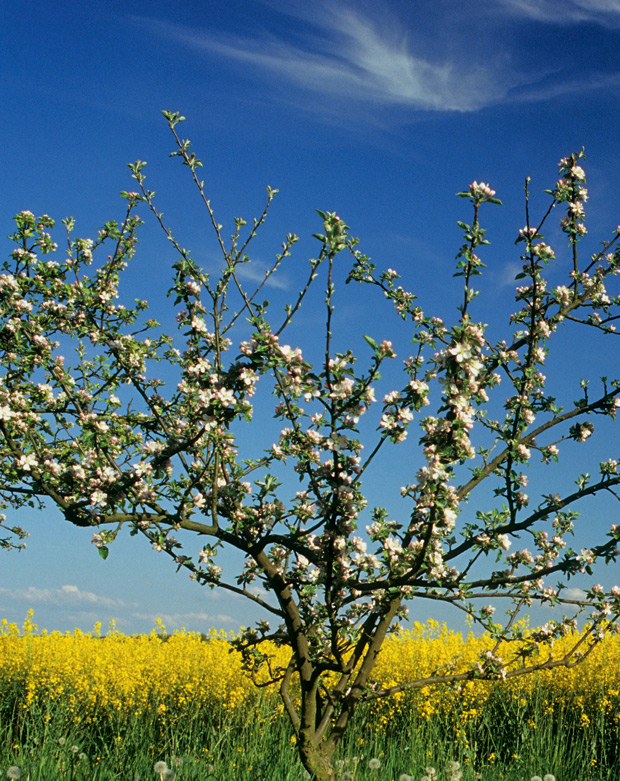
[298,733,336,781]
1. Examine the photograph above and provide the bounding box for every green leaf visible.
[363,334,378,350]
[98,546,109,561]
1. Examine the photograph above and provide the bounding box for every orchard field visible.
[0,614,618,780]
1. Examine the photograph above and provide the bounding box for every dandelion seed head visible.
[543,776,555,781]
[153,761,168,774]
[368,757,381,770]
[6,768,22,780]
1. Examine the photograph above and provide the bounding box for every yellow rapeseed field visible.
[1,611,619,736]
[366,620,620,736]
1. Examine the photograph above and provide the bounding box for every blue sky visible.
[1,0,620,636]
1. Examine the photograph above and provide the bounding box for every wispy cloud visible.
[132,610,238,630]
[495,261,524,288]
[0,584,127,609]
[134,1,620,120]
[234,259,290,291]
[199,248,290,291]
[135,9,509,113]
[494,0,620,25]
[503,70,620,105]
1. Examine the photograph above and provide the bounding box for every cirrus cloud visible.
[494,0,620,25]
[133,8,509,113]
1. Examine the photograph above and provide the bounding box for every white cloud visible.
[562,587,587,600]
[0,583,127,609]
[133,2,620,120]
[135,9,509,113]
[234,259,290,291]
[494,0,620,25]
[504,71,620,105]
[496,261,524,288]
[198,247,290,291]
[132,610,238,630]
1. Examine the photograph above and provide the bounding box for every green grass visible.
[1,686,619,780]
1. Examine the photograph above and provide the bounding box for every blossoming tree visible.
[2,111,620,779]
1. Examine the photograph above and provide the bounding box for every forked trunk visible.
[298,732,336,781]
